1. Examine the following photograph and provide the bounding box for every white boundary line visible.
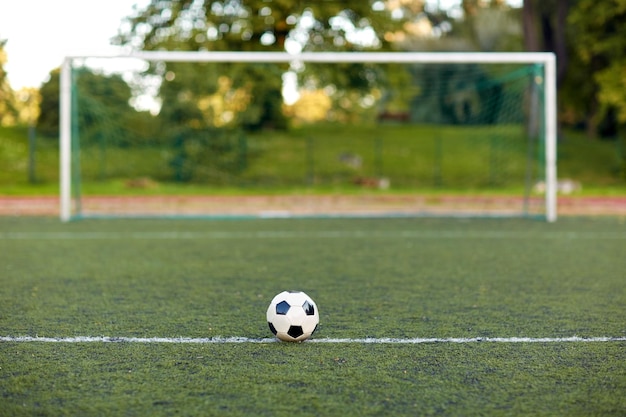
[1,336,625,344]
[2,231,626,240]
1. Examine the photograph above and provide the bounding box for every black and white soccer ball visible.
[266,291,319,342]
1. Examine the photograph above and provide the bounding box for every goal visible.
[59,52,557,221]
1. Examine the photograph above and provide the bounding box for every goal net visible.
[59,52,557,221]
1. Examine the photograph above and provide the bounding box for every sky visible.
[0,0,148,90]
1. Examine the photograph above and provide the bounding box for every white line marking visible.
[1,336,625,344]
[1,230,625,240]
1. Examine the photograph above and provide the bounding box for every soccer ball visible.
[266,291,319,342]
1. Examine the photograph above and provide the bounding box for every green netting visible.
[68,58,546,219]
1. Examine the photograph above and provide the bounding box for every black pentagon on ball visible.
[268,322,277,335]
[276,300,290,315]
[287,325,304,339]
[302,300,315,316]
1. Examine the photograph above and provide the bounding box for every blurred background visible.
[0,0,624,212]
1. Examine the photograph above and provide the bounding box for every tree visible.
[113,0,410,130]
[0,39,19,126]
[522,0,568,85]
[461,0,523,52]
[37,68,61,136]
[566,0,626,138]
[37,67,135,143]
[114,0,405,53]
[379,2,524,126]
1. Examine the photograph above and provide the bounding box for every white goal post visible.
[59,51,557,222]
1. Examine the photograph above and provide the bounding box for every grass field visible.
[1,216,625,416]
[2,124,625,194]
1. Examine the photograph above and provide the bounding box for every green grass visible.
[1,124,625,195]
[4,343,624,416]
[1,217,625,416]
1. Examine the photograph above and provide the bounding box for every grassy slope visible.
[1,217,625,416]
[1,124,624,195]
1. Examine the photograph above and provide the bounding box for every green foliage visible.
[113,1,411,133]
[37,67,140,142]
[114,0,406,53]
[168,127,247,183]
[567,0,626,64]
[158,62,288,131]
[1,217,625,416]
[74,70,135,146]
[565,0,626,135]
[0,39,19,126]
[240,66,289,130]
[406,64,531,125]
[36,68,61,136]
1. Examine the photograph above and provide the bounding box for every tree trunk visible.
[522,0,539,52]
[554,0,569,85]
[523,0,569,86]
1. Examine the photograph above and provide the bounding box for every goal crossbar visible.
[59,51,557,222]
[62,51,555,64]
